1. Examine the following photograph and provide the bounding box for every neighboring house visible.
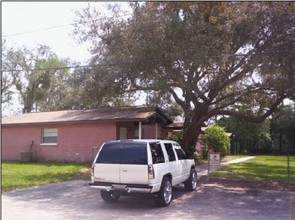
[2,106,172,162]
[162,121,184,138]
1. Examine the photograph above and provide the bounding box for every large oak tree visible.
[74,2,295,148]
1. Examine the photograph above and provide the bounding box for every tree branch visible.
[169,87,186,110]
[207,94,286,123]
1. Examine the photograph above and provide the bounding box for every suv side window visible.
[175,147,187,160]
[150,142,165,164]
[164,143,176,162]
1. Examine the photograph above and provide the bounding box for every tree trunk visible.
[181,112,204,150]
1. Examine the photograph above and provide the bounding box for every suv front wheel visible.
[184,169,197,191]
[155,177,172,207]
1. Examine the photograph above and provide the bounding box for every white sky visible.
[2,1,113,64]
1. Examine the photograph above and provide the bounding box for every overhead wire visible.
[2,24,74,38]
[2,11,133,38]
[1,51,293,73]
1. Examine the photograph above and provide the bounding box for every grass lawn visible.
[2,162,91,192]
[211,155,295,183]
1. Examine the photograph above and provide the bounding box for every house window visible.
[42,128,58,144]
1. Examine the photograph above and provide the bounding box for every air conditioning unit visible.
[20,152,33,162]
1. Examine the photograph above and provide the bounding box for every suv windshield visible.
[96,142,147,164]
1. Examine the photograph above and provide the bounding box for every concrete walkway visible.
[221,156,256,165]
[196,156,256,179]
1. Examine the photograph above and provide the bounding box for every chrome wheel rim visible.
[163,181,172,204]
[192,172,197,189]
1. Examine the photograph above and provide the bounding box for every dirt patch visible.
[199,176,295,192]
[73,168,91,180]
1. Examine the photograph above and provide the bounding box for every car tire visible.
[155,177,172,207]
[184,169,197,191]
[100,190,120,203]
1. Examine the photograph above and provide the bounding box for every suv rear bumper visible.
[89,182,153,193]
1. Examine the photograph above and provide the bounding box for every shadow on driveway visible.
[2,179,295,220]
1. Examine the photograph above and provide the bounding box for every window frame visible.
[41,128,58,145]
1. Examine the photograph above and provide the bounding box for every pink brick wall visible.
[2,126,41,161]
[142,125,156,139]
[2,122,116,162]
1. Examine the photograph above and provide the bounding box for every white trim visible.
[40,143,58,146]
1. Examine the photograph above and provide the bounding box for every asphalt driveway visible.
[2,179,294,220]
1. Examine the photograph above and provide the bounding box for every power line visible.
[2,51,293,73]
[1,60,156,73]
[2,24,74,38]
[2,12,133,38]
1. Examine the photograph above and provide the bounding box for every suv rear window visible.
[96,142,147,164]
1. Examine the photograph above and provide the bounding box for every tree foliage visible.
[2,42,15,104]
[73,2,294,148]
[2,44,136,115]
[70,66,136,109]
[271,104,295,154]
[217,116,271,154]
[203,125,230,155]
[218,104,295,154]
[2,45,75,113]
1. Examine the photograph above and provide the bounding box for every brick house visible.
[1,106,172,162]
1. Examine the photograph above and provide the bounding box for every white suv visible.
[90,139,197,207]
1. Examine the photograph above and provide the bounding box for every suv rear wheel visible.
[155,177,172,207]
[184,169,197,191]
[100,190,120,203]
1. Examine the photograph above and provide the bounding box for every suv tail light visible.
[148,164,155,179]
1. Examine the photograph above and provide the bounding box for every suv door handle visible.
[122,169,128,172]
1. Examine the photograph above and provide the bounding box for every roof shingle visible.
[2,106,161,125]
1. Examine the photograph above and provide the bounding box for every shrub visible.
[203,125,230,156]
[169,130,184,144]
[242,149,248,155]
